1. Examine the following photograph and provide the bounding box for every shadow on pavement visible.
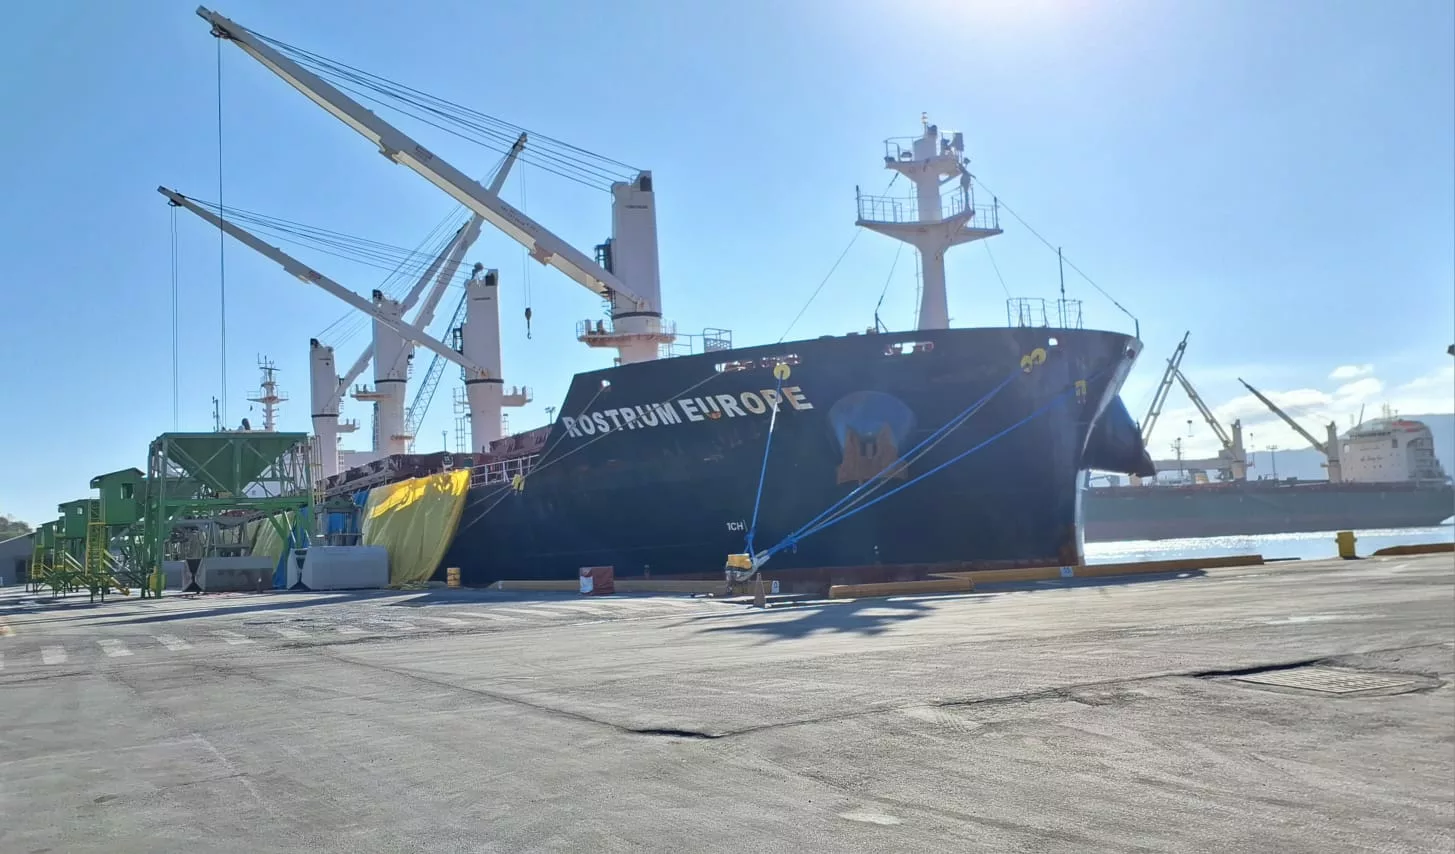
[49,594,365,627]
[976,569,1209,594]
[378,589,706,608]
[693,595,953,642]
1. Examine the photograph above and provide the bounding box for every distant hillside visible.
[1247,413,1454,482]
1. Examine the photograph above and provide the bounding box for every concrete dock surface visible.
[1,553,1452,852]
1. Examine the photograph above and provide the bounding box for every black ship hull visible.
[1083,480,1455,542]
[442,327,1149,584]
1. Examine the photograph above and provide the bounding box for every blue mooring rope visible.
[742,372,787,558]
[761,367,1108,561]
[780,367,1022,549]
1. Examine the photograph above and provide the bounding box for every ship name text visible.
[559,387,813,439]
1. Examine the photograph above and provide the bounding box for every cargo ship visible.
[1083,416,1454,541]
[196,10,1154,585]
[446,326,1152,582]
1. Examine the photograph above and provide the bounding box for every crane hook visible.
[524,306,533,339]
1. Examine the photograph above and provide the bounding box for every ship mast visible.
[246,357,286,431]
[855,116,1003,330]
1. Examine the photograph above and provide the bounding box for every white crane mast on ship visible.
[161,188,527,476]
[197,6,674,366]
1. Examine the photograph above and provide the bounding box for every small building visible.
[0,532,34,586]
[90,468,145,527]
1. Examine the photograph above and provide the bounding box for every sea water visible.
[1085,523,1455,564]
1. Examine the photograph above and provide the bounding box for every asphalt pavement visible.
[1,553,1451,853]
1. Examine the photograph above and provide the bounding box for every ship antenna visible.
[1057,247,1067,327]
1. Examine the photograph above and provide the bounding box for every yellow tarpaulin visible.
[360,469,471,585]
[250,512,294,564]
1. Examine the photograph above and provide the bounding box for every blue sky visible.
[2,0,1452,524]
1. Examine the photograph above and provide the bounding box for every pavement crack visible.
[1184,658,1326,680]
[321,648,651,736]
[629,727,722,740]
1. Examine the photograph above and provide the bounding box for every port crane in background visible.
[1237,378,1344,482]
[199,7,674,366]
[1136,332,1247,482]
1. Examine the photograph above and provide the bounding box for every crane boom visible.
[408,218,480,345]
[1173,369,1233,449]
[367,142,519,399]
[197,7,646,310]
[404,291,468,439]
[161,186,490,379]
[1141,331,1189,444]
[1237,378,1329,454]
[328,219,468,411]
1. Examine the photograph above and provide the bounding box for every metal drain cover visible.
[1234,666,1416,694]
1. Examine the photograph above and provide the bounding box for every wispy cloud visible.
[1329,364,1373,380]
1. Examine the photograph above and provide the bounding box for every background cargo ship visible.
[1082,332,1453,542]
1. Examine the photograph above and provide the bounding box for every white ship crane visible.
[332,139,525,466]
[1139,332,1247,481]
[1238,378,1343,482]
[855,116,1003,330]
[347,219,472,460]
[198,7,673,365]
[161,187,527,471]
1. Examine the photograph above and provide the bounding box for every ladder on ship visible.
[404,291,469,449]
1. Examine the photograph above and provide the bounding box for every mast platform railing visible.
[856,188,1000,230]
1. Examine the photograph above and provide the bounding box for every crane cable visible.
[170,205,181,431]
[215,37,229,425]
[972,177,1138,333]
[250,29,636,192]
[521,165,532,339]
[778,174,898,343]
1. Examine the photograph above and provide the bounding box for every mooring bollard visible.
[446,567,461,588]
[1336,530,1358,560]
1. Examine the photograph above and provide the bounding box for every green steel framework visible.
[141,432,316,593]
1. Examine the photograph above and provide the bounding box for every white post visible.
[308,339,341,478]
[371,291,411,455]
[462,270,503,452]
[912,126,951,331]
[1325,422,1343,483]
[608,173,665,364]
[1230,419,1247,480]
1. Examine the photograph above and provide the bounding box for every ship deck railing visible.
[471,454,539,488]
